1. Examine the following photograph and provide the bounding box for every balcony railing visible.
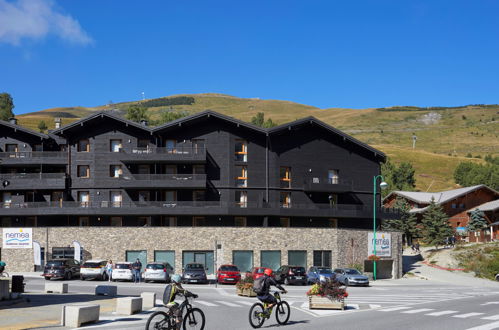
[0,173,66,179]
[0,201,222,209]
[303,177,353,192]
[125,174,206,181]
[125,145,205,156]
[0,151,66,159]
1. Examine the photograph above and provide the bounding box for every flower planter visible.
[236,287,243,296]
[241,287,257,297]
[309,296,344,310]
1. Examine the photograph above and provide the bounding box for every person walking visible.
[132,258,142,283]
[415,242,420,253]
[105,260,114,282]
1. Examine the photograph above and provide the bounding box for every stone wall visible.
[0,227,402,278]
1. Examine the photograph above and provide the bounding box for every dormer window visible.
[78,139,89,152]
[110,139,122,152]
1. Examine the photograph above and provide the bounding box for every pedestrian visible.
[415,242,420,253]
[450,236,456,248]
[105,259,113,282]
[132,258,142,283]
[411,244,416,253]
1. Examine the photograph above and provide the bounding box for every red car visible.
[216,265,241,284]
[250,267,267,280]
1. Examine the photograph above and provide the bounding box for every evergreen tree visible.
[421,197,453,249]
[37,120,48,133]
[126,104,149,123]
[251,112,277,128]
[0,92,15,121]
[382,197,420,245]
[158,110,189,124]
[381,159,416,197]
[467,208,488,232]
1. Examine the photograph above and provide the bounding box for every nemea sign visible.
[3,228,33,249]
[367,232,391,257]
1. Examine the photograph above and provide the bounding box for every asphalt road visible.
[16,277,499,330]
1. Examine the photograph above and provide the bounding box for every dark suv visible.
[43,259,81,280]
[182,263,208,284]
[274,265,307,285]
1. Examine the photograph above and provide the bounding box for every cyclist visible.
[163,274,198,330]
[0,260,6,276]
[256,268,287,316]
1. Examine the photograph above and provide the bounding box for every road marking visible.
[481,302,499,306]
[482,315,499,321]
[379,306,412,312]
[236,300,256,306]
[453,313,485,318]
[426,310,458,316]
[465,321,499,330]
[196,300,218,307]
[215,300,241,307]
[369,304,381,309]
[401,308,434,314]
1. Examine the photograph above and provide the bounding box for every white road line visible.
[426,310,458,316]
[482,315,499,321]
[196,300,218,307]
[236,300,256,306]
[465,321,499,330]
[453,313,485,318]
[215,300,241,307]
[401,308,434,314]
[379,306,412,312]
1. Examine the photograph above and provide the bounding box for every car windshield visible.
[291,267,305,272]
[115,264,131,269]
[83,262,102,268]
[318,268,333,274]
[186,264,204,270]
[220,265,239,271]
[147,264,165,270]
[345,269,361,275]
[46,260,65,266]
[255,268,265,274]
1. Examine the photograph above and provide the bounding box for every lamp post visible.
[373,175,388,281]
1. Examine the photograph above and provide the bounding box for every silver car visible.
[143,262,174,283]
[333,268,370,287]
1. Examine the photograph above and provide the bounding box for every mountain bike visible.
[145,291,205,330]
[248,291,290,329]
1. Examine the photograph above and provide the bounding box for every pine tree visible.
[382,197,420,245]
[0,93,15,121]
[37,120,48,133]
[126,104,149,123]
[467,208,488,232]
[421,197,453,249]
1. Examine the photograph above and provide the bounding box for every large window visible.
[77,165,90,178]
[165,165,177,174]
[280,167,291,188]
[164,191,177,201]
[236,166,247,187]
[110,165,123,178]
[235,140,247,162]
[328,170,339,184]
[166,140,176,153]
[138,191,150,202]
[110,139,122,152]
[280,192,291,208]
[261,251,281,271]
[193,165,205,174]
[155,250,175,269]
[110,191,122,207]
[111,217,122,226]
[52,247,82,261]
[235,191,247,208]
[78,191,89,207]
[234,217,247,227]
[126,250,147,269]
[288,250,307,268]
[78,217,89,226]
[183,251,214,274]
[193,217,205,226]
[193,191,205,202]
[78,139,89,152]
[233,251,253,273]
[5,144,18,152]
[313,250,331,267]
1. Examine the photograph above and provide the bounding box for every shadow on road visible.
[0,292,123,310]
[403,253,423,275]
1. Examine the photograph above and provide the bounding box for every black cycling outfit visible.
[256,275,285,305]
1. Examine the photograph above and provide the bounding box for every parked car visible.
[274,265,307,285]
[250,267,267,280]
[334,268,369,286]
[307,266,335,284]
[217,264,241,284]
[182,263,208,284]
[495,273,499,281]
[112,262,134,281]
[43,259,80,280]
[143,262,174,283]
[80,260,107,280]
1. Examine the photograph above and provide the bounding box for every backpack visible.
[253,276,266,295]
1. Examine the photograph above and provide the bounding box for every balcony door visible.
[78,191,89,207]
[110,191,122,207]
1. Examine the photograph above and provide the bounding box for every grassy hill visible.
[15,94,499,192]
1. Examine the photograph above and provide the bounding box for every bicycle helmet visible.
[264,268,273,276]
[171,274,182,283]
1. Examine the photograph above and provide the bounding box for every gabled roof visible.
[0,119,47,139]
[52,111,152,135]
[467,199,499,213]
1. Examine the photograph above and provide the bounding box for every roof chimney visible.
[9,117,17,125]
[55,118,62,129]
[140,119,148,127]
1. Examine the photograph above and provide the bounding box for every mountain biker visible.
[164,274,198,330]
[256,268,287,315]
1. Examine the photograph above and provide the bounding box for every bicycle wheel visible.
[146,311,170,330]
[183,307,205,330]
[248,303,265,329]
[275,301,290,325]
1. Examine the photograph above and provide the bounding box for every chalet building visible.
[383,185,498,243]
[0,111,402,278]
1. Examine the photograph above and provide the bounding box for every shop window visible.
[110,165,123,178]
[155,250,175,269]
[235,140,247,162]
[234,217,247,227]
[126,250,147,268]
[261,251,281,271]
[183,251,214,275]
[236,166,247,187]
[111,217,122,226]
[280,167,291,188]
[328,170,339,184]
[233,250,253,273]
[235,191,247,208]
[78,217,90,226]
[77,165,90,178]
[288,250,307,268]
[1,218,11,227]
[313,250,331,267]
[110,139,122,152]
[78,139,89,152]
[280,192,291,208]
[52,247,82,261]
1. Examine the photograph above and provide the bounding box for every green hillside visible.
[15,93,499,192]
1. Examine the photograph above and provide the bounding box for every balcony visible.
[117,174,207,188]
[118,145,206,163]
[303,177,353,192]
[0,151,67,164]
[0,173,67,190]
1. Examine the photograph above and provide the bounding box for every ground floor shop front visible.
[0,227,403,279]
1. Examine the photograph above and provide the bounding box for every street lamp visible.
[373,175,388,281]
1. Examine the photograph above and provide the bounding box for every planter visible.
[236,287,243,296]
[237,287,257,297]
[309,296,344,310]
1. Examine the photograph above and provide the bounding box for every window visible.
[193,191,205,202]
[280,192,291,208]
[280,217,290,227]
[138,139,149,148]
[280,167,291,188]
[78,139,89,152]
[110,165,123,178]
[155,250,175,269]
[166,140,176,153]
[1,217,11,227]
[2,192,12,208]
[111,217,122,226]
[236,166,247,187]
[328,218,338,228]
[110,191,122,207]
[193,217,205,226]
[78,191,89,207]
[328,194,338,206]
[78,217,90,226]
[162,216,177,226]
[451,203,457,209]
[235,140,247,161]
[138,191,150,202]
[233,251,253,273]
[138,216,151,226]
[6,144,18,152]
[164,191,177,201]
[25,217,36,227]
[138,165,150,174]
[328,170,339,184]
[77,165,90,178]
[234,217,247,227]
[235,191,247,208]
[193,165,205,174]
[126,250,147,267]
[52,247,79,260]
[110,139,122,152]
[33,144,42,151]
[165,165,177,174]
[192,139,205,154]
[288,250,307,268]
[313,250,331,267]
[261,251,281,271]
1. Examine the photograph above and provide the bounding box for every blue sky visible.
[1,0,499,115]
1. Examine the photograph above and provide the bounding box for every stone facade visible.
[0,227,402,278]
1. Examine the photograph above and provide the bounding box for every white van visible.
[80,260,107,280]
[112,262,134,281]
